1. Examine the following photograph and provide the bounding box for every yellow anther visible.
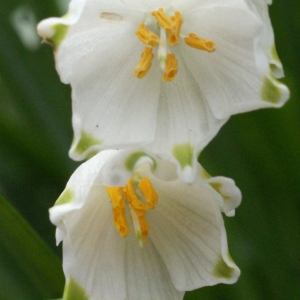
[106,187,130,238]
[123,179,149,240]
[151,8,174,32]
[138,177,158,209]
[107,177,159,243]
[152,8,183,46]
[135,23,160,47]
[169,11,183,46]
[123,179,148,215]
[133,47,154,79]
[184,33,215,52]
[162,53,178,82]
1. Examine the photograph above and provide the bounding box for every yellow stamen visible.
[184,33,215,52]
[169,11,183,46]
[138,177,158,209]
[151,8,174,32]
[133,47,154,79]
[107,177,159,246]
[106,187,130,238]
[162,53,178,82]
[123,179,149,241]
[135,23,160,47]
[151,8,183,46]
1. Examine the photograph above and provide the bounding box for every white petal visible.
[37,0,85,49]
[206,176,242,217]
[148,54,227,182]
[246,0,284,78]
[148,174,240,291]
[61,24,161,159]
[50,150,118,243]
[183,1,288,119]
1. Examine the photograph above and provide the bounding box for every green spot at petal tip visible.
[270,63,279,75]
[74,131,101,155]
[125,151,157,171]
[271,44,280,63]
[226,251,235,264]
[172,143,194,169]
[63,278,89,300]
[55,189,73,206]
[261,75,282,104]
[201,168,211,180]
[212,255,235,279]
[209,182,229,202]
[86,150,99,159]
[209,182,221,192]
[48,23,69,51]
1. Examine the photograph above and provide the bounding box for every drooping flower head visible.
[37,0,289,182]
[51,149,241,300]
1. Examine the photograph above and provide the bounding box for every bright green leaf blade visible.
[0,195,64,300]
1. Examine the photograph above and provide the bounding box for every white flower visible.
[37,0,289,182]
[51,150,241,300]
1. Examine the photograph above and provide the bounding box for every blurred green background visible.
[0,0,299,299]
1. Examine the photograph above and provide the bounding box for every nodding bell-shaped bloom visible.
[51,150,242,300]
[37,0,289,183]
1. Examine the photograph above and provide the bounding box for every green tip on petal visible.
[201,168,211,180]
[172,143,194,170]
[125,151,156,171]
[48,23,69,51]
[63,278,89,300]
[271,44,280,63]
[209,182,230,202]
[55,189,74,206]
[261,75,282,104]
[212,255,236,279]
[73,131,101,156]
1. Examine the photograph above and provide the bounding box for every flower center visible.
[106,177,158,248]
[133,7,216,82]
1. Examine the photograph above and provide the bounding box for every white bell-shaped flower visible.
[38,0,289,182]
[51,149,242,300]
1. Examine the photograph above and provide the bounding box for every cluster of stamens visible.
[134,8,216,82]
[106,177,158,248]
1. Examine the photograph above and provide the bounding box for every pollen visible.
[136,23,160,47]
[134,7,215,82]
[152,9,183,46]
[138,177,158,209]
[162,53,178,82]
[106,187,130,238]
[106,177,158,247]
[133,47,154,79]
[151,8,173,33]
[184,33,216,52]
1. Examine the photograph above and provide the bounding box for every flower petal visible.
[207,177,242,217]
[149,54,228,182]
[62,24,161,159]
[246,0,284,78]
[147,172,240,291]
[37,0,86,50]
[50,150,118,243]
[183,1,289,119]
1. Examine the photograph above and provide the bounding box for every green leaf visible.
[0,195,64,300]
